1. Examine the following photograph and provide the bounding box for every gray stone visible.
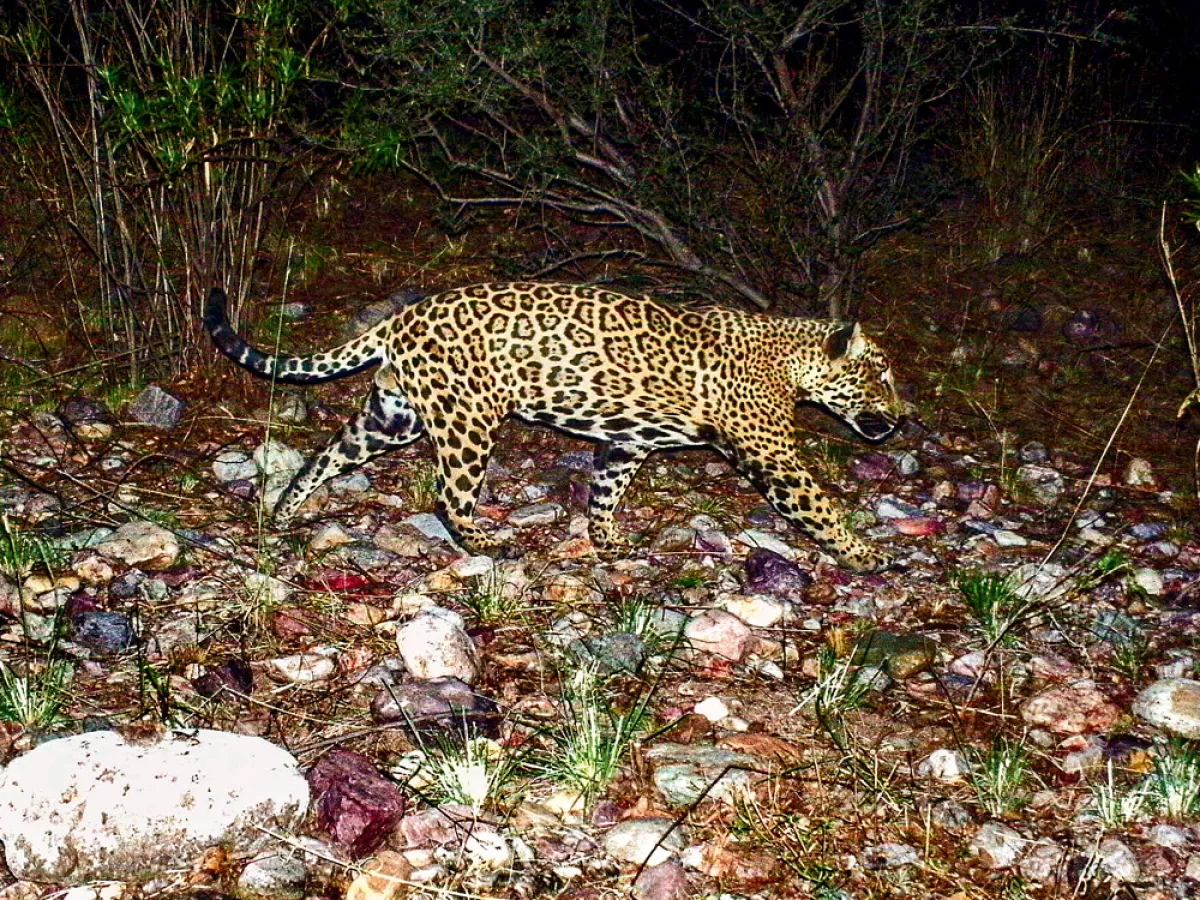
[128,385,185,429]
[969,822,1025,868]
[1095,837,1139,883]
[237,851,308,898]
[864,843,920,869]
[507,502,565,527]
[402,514,459,546]
[335,544,399,571]
[603,817,688,867]
[646,744,760,807]
[572,633,648,675]
[875,495,922,519]
[95,522,180,571]
[1132,678,1200,739]
[0,729,308,883]
[1148,824,1190,851]
[213,450,258,483]
[1016,465,1065,505]
[1018,840,1067,884]
[370,677,499,738]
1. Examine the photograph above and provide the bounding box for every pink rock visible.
[398,803,481,847]
[1020,680,1122,735]
[684,610,753,662]
[633,858,690,900]
[892,516,943,536]
[850,453,896,481]
[308,749,406,857]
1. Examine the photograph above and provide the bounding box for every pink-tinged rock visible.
[1020,680,1122,735]
[633,858,690,900]
[744,548,812,596]
[308,749,406,857]
[850,453,896,481]
[684,610,753,662]
[958,481,1000,505]
[892,516,943,536]
[398,803,481,848]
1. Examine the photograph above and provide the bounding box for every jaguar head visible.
[798,322,903,443]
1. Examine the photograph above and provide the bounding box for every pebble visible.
[402,513,459,546]
[993,529,1027,547]
[864,843,920,869]
[310,522,355,552]
[1124,457,1155,488]
[1018,840,1067,884]
[213,450,258,483]
[1016,464,1065,505]
[1148,824,1190,851]
[969,822,1025,868]
[396,608,479,684]
[266,651,338,685]
[308,749,406,857]
[1131,522,1167,541]
[128,385,185,429]
[716,593,789,628]
[94,522,181,571]
[733,530,796,560]
[253,439,305,478]
[646,744,759,807]
[572,633,648,675]
[1020,680,1122,735]
[71,610,135,655]
[1096,837,1140,882]
[343,850,414,900]
[852,630,937,679]
[1132,678,1200,739]
[507,502,565,527]
[0,729,308,883]
[850,453,896,481]
[633,858,690,900]
[684,610,753,663]
[693,697,730,722]
[875,495,922,519]
[1133,567,1164,596]
[743,548,811,596]
[603,818,689,867]
[237,851,308,898]
[916,748,968,782]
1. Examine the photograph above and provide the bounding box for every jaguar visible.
[204,281,904,572]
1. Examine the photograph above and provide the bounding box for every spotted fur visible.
[204,282,903,572]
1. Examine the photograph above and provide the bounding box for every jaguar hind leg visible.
[274,387,424,526]
[588,443,651,551]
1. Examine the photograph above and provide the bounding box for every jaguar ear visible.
[825,322,865,360]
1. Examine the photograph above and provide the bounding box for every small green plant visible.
[954,569,1030,646]
[1148,740,1200,821]
[0,514,64,579]
[404,462,440,512]
[796,646,872,747]
[462,568,525,626]
[969,736,1030,817]
[414,733,524,811]
[0,659,71,729]
[1091,760,1152,828]
[538,663,654,807]
[1109,630,1151,681]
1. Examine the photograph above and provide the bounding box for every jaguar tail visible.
[203,287,385,385]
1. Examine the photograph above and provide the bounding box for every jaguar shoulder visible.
[204,281,904,572]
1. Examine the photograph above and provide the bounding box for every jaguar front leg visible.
[735,447,893,574]
[588,443,651,552]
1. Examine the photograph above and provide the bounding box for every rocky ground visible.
[0,316,1199,900]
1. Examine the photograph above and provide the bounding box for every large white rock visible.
[94,522,180,571]
[396,608,479,684]
[0,729,309,883]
